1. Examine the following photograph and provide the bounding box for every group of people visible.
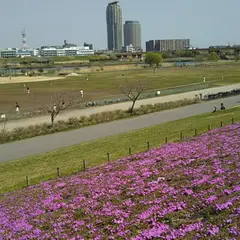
[14,85,31,114]
[212,103,226,113]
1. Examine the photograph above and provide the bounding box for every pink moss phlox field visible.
[1,123,240,239]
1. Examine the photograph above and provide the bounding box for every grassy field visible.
[0,65,240,114]
[0,106,239,194]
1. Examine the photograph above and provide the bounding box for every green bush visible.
[0,98,199,144]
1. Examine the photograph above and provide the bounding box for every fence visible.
[86,83,211,107]
[15,117,236,190]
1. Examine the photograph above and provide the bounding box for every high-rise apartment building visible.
[124,21,141,51]
[146,39,190,52]
[106,1,123,51]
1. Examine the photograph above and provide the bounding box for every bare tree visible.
[116,79,148,113]
[38,91,79,126]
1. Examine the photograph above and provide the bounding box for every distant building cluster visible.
[0,39,94,58]
[0,3,195,57]
[146,39,190,52]
[106,2,191,53]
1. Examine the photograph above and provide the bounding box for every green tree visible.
[195,54,206,62]
[145,52,163,67]
[162,51,171,59]
[208,52,220,61]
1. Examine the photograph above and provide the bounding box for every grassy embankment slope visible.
[0,106,239,194]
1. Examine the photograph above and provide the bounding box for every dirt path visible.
[0,76,65,84]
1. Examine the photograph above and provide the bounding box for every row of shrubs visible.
[0,98,199,144]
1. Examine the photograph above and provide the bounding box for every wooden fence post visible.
[57,167,60,177]
[147,142,150,151]
[129,146,132,155]
[83,160,86,171]
[107,153,110,162]
[220,121,223,127]
[194,129,197,136]
[165,137,168,144]
[26,176,30,187]
[180,132,183,140]
[208,125,211,131]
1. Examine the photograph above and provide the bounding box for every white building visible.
[0,48,17,58]
[17,49,39,57]
[122,44,136,53]
[40,48,57,57]
[40,46,94,57]
[0,48,39,58]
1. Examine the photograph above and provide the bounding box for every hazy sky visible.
[0,0,239,50]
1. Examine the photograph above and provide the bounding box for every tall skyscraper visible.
[106,1,123,51]
[124,21,141,50]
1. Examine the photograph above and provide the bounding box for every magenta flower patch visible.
[0,123,240,239]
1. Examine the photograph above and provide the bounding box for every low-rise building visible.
[0,48,17,58]
[0,48,40,58]
[122,44,136,53]
[17,49,39,57]
[146,39,190,52]
[40,46,94,57]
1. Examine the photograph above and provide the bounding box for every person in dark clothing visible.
[212,106,218,113]
[220,103,225,110]
[62,100,65,109]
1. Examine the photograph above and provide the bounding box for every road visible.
[4,83,240,131]
[0,95,239,162]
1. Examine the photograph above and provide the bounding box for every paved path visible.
[0,95,239,162]
[4,83,240,131]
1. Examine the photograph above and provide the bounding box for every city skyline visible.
[0,0,240,50]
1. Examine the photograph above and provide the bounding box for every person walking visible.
[212,106,218,113]
[80,89,83,98]
[220,103,226,110]
[62,100,65,109]
[27,87,30,94]
[16,102,20,114]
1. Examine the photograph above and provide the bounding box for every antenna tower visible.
[21,28,28,49]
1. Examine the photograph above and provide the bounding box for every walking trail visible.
[0,96,239,162]
[4,83,240,131]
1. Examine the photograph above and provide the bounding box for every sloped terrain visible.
[0,123,240,239]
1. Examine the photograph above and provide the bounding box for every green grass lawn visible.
[0,65,240,114]
[0,106,239,194]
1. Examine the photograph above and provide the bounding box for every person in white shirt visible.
[16,102,20,114]
[80,89,83,98]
